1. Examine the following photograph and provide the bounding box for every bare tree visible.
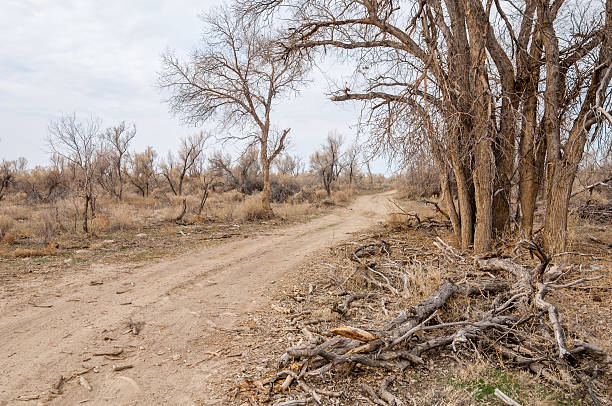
[0,160,18,201]
[247,0,612,253]
[236,146,262,193]
[21,157,67,203]
[209,151,239,190]
[310,132,344,197]
[47,113,100,233]
[160,132,208,196]
[101,121,136,199]
[275,153,302,176]
[159,6,306,216]
[127,147,158,197]
[190,154,216,215]
[344,142,361,184]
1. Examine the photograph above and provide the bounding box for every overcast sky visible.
[0,0,388,172]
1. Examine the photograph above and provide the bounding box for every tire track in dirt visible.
[0,191,393,405]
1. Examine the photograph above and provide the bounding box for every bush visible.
[270,177,301,203]
[234,194,268,221]
[0,205,30,221]
[274,202,315,219]
[32,208,62,243]
[109,204,137,231]
[90,213,111,234]
[0,215,15,240]
[333,190,350,204]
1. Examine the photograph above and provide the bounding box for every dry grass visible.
[0,205,30,221]
[234,194,269,221]
[109,204,137,231]
[13,245,57,258]
[0,215,15,239]
[0,182,362,260]
[31,208,63,243]
[332,190,349,204]
[273,202,315,219]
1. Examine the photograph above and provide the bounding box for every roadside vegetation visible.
[0,127,389,274]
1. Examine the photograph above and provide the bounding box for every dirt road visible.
[0,192,393,405]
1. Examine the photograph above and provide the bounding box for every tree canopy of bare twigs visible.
[127,146,158,197]
[100,121,136,200]
[47,113,101,233]
[310,132,345,197]
[159,6,308,216]
[244,0,612,253]
[160,132,208,196]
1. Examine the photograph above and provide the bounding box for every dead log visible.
[330,326,377,342]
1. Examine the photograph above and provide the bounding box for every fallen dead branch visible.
[245,235,611,405]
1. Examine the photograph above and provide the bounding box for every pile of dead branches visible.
[578,203,612,224]
[253,238,610,405]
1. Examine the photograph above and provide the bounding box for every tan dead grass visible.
[0,205,30,221]
[13,245,57,258]
[0,215,15,239]
[109,204,137,231]
[273,202,315,219]
[234,194,268,221]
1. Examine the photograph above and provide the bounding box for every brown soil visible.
[0,191,394,405]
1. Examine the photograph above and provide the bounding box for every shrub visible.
[32,208,62,243]
[234,194,268,221]
[274,202,315,219]
[90,213,110,234]
[333,190,349,204]
[0,205,30,221]
[109,204,137,231]
[0,215,15,240]
[13,246,57,258]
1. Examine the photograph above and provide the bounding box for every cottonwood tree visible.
[100,121,136,199]
[47,114,100,233]
[160,132,208,196]
[159,6,306,216]
[310,132,344,197]
[127,146,158,197]
[247,0,612,253]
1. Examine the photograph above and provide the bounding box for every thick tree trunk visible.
[261,160,272,215]
[440,169,461,243]
[543,169,573,253]
[450,150,474,249]
[431,142,461,242]
[492,100,516,236]
[473,138,494,253]
[260,135,273,216]
[518,95,544,238]
[178,172,185,196]
[82,194,90,233]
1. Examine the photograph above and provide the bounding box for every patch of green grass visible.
[449,368,583,406]
[452,368,522,402]
[32,258,53,264]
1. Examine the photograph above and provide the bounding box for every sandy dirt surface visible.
[0,191,393,405]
